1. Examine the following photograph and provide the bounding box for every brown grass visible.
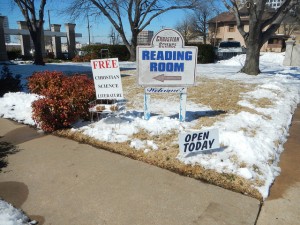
[54,74,274,201]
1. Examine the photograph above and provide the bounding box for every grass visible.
[55,74,276,201]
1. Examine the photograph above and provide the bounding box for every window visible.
[219,41,241,48]
[228,25,235,32]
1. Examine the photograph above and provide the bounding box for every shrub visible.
[187,44,216,64]
[27,71,64,96]
[0,65,22,97]
[66,75,96,119]
[75,44,130,61]
[29,71,95,132]
[7,49,22,60]
[32,98,79,132]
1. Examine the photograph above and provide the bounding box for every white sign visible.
[91,58,123,99]
[145,87,187,94]
[137,29,197,87]
[179,129,220,156]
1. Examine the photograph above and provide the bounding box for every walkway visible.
[257,105,300,225]
[0,118,260,225]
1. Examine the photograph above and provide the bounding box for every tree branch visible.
[262,0,293,28]
[139,3,194,31]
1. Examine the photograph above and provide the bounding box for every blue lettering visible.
[158,63,165,71]
[166,63,173,72]
[142,50,149,60]
[142,50,193,61]
[157,51,164,60]
[149,62,184,72]
[165,51,172,60]
[174,63,184,71]
[150,62,157,71]
[150,51,156,60]
[185,51,192,60]
[177,51,184,60]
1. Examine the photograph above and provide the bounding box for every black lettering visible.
[196,142,202,151]
[209,139,215,148]
[189,143,195,152]
[183,143,189,152]
[201,141,208,150]
[185,134,191,142]
[197,132,203,140]
[203,132,209,140]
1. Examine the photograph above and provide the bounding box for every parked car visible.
[217,41,244,60]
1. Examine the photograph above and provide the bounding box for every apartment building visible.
[137,30,154,45]
[207,5,299,52]
[266,0,285,9]
[238,0,285,9]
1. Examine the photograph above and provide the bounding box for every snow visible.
[1,52,300,206]
[0,92,41,125]
[0,199,34,225]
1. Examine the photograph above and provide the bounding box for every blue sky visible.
[0,0,191,44]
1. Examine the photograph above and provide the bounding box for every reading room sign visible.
[137,28,197,87]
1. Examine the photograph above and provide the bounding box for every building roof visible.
[208,7,276,24]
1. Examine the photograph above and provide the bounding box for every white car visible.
[217,41,244,60]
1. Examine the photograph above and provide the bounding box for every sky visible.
[0,0,194,44]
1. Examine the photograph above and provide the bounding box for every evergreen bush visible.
[187,44,216,64]
[0,65,22,97]
[74,44,130,62]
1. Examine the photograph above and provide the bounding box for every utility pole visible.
[87,15,91,45]
[48,10,53,53]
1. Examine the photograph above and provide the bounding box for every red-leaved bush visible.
[28,71,95,132]
[32,98,79,132]
[27,71,64,96]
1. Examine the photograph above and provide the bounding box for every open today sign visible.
[137,29,198,87]
[179,129,220,156]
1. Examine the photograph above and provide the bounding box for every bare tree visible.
[66,0,198,61]
[13,0,47,65]
[175,2,219,45]
[109,27,121,45]
[282,5,300,37]
[222,0,299,75]
[175,16,198,44]
[190,2,219,44]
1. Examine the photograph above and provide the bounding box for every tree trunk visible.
[240,42,260,75]
[129,31,138,61]
[203,34,206,44]
[33,39,45,65]
[129,45,136,61]
[29,28,45,65]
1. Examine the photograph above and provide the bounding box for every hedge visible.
[75,44,130,62]
[187,44,216,64]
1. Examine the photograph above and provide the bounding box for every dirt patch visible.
[55,76,272,201]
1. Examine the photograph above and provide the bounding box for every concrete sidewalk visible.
[0,118,260,225]
[257,105,300,225]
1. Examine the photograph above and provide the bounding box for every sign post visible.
[179,92,187,122]
[137,28,197,122]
